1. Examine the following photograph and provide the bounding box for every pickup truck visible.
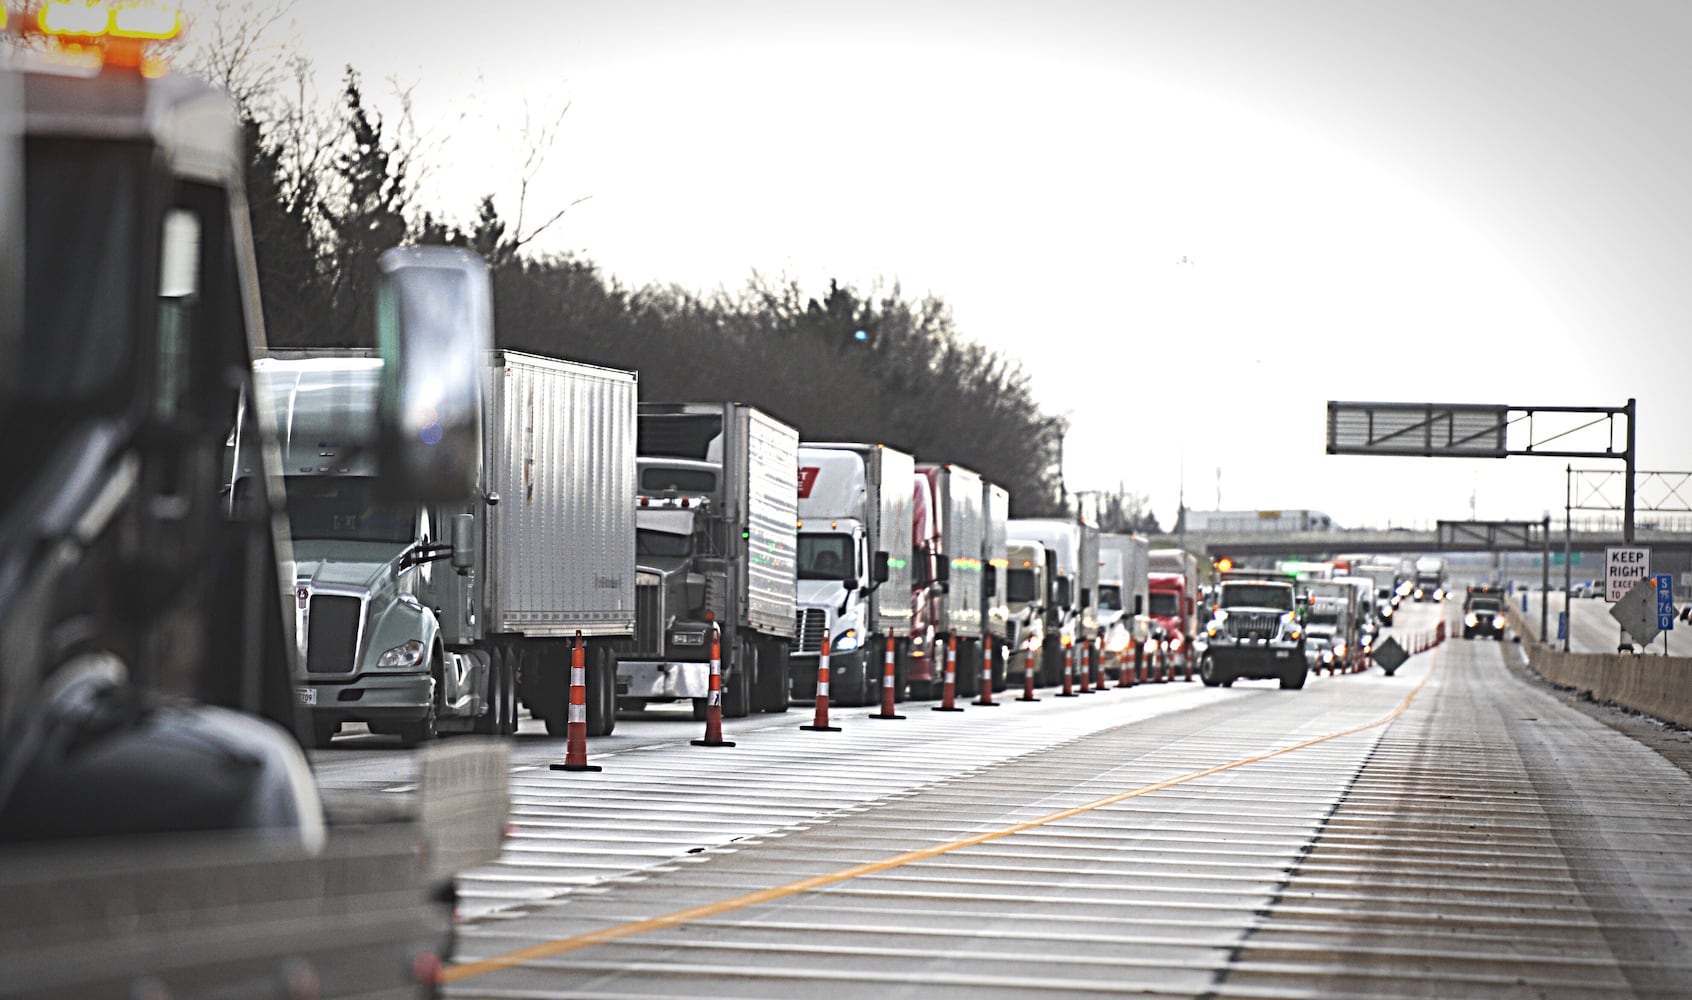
[1200,579,1308,689]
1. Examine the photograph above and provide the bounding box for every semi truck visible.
[916,463,986,697]
[1413,556,1449,601]
[1099,533,1151,676]
[1005,539,1049,683]
[1148,548,1202,667]
[235,349,638,744]
[789,443,916,706]
[983,481,1012,692]
[1007,516,1100,685]
[908,469,944,694]
[627,402,799,718]
[0,23,506,995]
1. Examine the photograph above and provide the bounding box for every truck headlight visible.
[1491,616,1505,630]
[378,639,427,668]
[671,630,706,647]
[834,629,861,653]
[1464,612,1478,627]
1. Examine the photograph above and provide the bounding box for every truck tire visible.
[1199,654,1224,688]
[758,639,789,713]
[475,647,505,736]
[954,638,979,699]
[500,649,521,735]
[398,655,443,747]
[1280,664,1308,690]
[586,649,616,737]
[723,640,753,719]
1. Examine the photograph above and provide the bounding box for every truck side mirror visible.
[984,571,997,598]
[872,550,890,584]
[936,559,951,583]
[1081,587,1092,609]
[450,513,476,572]
[1134,595,1143,615]
[375,246,492,504]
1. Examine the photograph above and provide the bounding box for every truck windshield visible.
[1221,584,1294,611]
[636,529,691,558]
[1308,612,1340,626]
[1007,568,1038,603]
[1097,585,1122,612]
[640,467,716,494]
[283,477,414,544]
[1470,599,1501,613]
[798,534,852,581]
[1148,592,1179,617]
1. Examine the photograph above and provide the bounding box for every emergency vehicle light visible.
[38,1,179,38]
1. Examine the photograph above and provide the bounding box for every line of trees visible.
[206,33,1070,514]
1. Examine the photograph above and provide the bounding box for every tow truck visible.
[0,7,506,995]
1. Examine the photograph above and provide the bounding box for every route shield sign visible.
[1657,574,1676,632]
[1605,546,1651,603]
[1610,578,1661,646]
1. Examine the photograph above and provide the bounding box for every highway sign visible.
[1605,546,1651,603]
[1610,578,1661,646]
[1372,636,1408,674]
[1657,573,1676,632]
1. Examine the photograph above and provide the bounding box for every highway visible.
[310,601,1692,998]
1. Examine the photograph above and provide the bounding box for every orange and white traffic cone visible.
[1077,639,1093,694]
[551,630,602,772]
[801,633,841,731]
[1093,638,1107,691]
[1018,638,1040,702]
[1118,639,1136,689]
[1058,643,1077,697]
[870,634,905,720]
[1136,641,1147,684]
[933,635,964,712]
[691,623,736,747]
[974,638,999,707]
[1183,642,1194,682]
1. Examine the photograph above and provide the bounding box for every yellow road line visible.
[445,643,1443,984]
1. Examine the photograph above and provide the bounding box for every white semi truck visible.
[1005,539,1050,681]
[1099,533,1151,676]
[789,443,916,706]
[1007,514,1101,685]
[916,463,985,697]
[239,349,638,744]
[625,402,799,718]
[983,482,1012,692]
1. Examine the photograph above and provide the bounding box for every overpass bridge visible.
[1147,525,1692,559]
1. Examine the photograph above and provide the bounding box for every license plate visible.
[1275,650,1289,659]
[295,687,317,706]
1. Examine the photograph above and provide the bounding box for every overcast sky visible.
[187,0,1692,529]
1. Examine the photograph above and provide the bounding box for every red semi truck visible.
[1148,548,1202,667]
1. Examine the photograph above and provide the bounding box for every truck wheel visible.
[758,639,789,713]
[398,704,438,747]
[723,641,753,719]
[1280,664,1308,690]
[586,649,616,737]
[500,648,521,735]
[476,647,505,736]
[1199,655,1223,688]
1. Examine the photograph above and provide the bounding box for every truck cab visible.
[625,458,721,712]
[790,444,914,707]
[1007,518,1098,685]
[1201,579,1308,689]
[1005,541,1048,680]
[907,470,944,695]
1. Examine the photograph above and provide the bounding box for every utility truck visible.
[627,402,798,718]
[916,463,986,697]
[235,349,637,744]
[1008,515,1100,685]
[0,19,506,996]
[789,444,916,705]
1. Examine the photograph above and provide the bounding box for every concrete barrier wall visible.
[1503,601,1692,728]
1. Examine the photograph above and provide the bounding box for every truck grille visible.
[793,608,827,654]
[1228,611,1281,641]
[636,582,662,653]
[306,595,361,674]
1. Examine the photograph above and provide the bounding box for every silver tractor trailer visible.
[241,349,637,745]
[917,463,985,697]
[624,402,800,718]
